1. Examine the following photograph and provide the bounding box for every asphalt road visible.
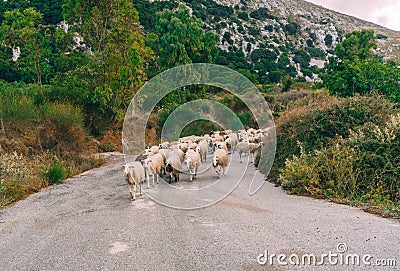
[0,152,398,271]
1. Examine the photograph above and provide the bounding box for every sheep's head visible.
[212,156,218,167]
[122,165,130,181]
[196,146,200,153]
[185,158,192,168]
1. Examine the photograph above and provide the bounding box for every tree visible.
[334,29,376,62]
[321,29,400,102]
[61,0,152,129]
[151,4,219,72]
[0,8,52,93]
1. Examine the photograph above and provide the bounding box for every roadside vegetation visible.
[0,1,398,217]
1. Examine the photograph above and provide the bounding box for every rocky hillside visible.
[135,0,400,83]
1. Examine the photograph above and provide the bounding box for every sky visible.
[306,0,400,31]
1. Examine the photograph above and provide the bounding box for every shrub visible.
[325,34,333,47]
[41,162,66,185]
[279,143,358,199]
[259,93,397,182]
[306,47,326,59]
[0,179,26,207]
[237,11,248,21]
[0,83,38,130]
[249,8,276,20]
[38,102,87,154]
[98,142,117,153]
[279,113,400,207]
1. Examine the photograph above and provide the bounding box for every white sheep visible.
[188,142,198,151]
[236,141,250,163]
[143,152,164,187]
[196,139,209,162]
[122,161,145,200]
[225,133,238,153]
[214,141,228,153]
[165,154,182,183]
[145,145,159,155]
[159,141,170,149]
[178,142,189,153]
[184,149,201,182]
[212,148,228,178]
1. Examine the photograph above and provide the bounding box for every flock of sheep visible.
[122,128,267,200]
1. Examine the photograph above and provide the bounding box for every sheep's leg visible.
[146,173,150,188]
[156,174,159,185]
[132,181,136,201]
[139,182,142,196]
[152,174,155,187]
[128,181,134,199]
[239,152,242,163]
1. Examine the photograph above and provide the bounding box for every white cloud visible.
[370,1,400,31]
[306,0,400,31]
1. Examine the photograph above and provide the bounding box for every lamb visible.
[143,152,164,187]
[122,161,145,200]
[165,154,182,183]
[184,149,201,182]
[212,148,229,178]
[196,139,209,162]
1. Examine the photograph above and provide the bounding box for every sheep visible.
[249,143,260,162]
[212,148,229,178]
[236,141,250,163]
[225,133,238,153]
[188,142,198,151]
[236,142,259,163]
[122,162,145,200]
[159,142,170,149]
[184,149,201,182]
[253,144,262,168]
[165,154,182,183]
[145,145,159,155]
[214,141,228,153]
[143,152,164,187]
[196,139,209,162]
[178,142,189,153]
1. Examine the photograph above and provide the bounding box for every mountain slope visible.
[135,0,400,83]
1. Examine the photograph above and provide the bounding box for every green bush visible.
[38,102,87,153]
[41,162,66,185]
[0,179,26,207]
[279,113,400,206]
[260,93,397,182]
[279,143,358,199]
[98,142,117,153]
[0,83,38,128]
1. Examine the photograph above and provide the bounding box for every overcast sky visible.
[306,0,400,31]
